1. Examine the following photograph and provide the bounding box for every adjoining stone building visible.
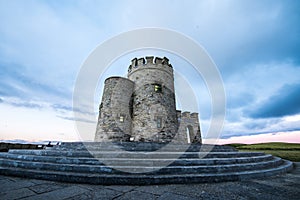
[94,56,201,144]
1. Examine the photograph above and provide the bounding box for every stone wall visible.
[174,111,202,144]
[94,77,134,142]
[127,56,178,142]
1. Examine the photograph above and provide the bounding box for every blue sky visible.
[0,0,300,143]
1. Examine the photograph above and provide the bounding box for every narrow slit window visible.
[119,115,125,122]
[154,84,162,92]
[157,117,162,128]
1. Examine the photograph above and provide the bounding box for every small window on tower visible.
[119,115,125,122]
[157,117,162,128]
[154,84,162,93]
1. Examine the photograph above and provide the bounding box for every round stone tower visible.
[94,76,134,142]
[127,56,178,142]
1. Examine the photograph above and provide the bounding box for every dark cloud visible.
[243,118,282,130]
[0,98,3,103]
[243,121,268,130]
[51,104,73,112]
[51,104,95,115]
[221,127,300,139]
[220,130,266,139]
[246,83,300,118]
[213,1,300,77]
[9,102,42,109]
[226,92,255,109]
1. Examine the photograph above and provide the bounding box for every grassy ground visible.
[226,142,300,162]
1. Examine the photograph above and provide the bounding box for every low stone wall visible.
[0,143,45,152]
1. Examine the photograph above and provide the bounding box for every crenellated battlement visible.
[104,76,134,84]
[179,111,199,119]
[128,56,173,74]
[191,113,199,118]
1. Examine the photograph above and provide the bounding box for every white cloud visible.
[0,102,79,142]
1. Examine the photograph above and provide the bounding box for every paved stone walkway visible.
[1,163,299,200]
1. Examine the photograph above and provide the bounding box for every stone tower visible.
[127,56,178,142]
[94,77,134,141]
[94,56,201,144]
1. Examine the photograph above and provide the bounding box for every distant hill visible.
[226,142,300,162]
[227,142,300,150]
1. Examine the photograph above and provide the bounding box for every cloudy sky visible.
[0,0,299,144]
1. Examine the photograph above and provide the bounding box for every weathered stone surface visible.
[114,190,158,200]
[104,185,137,193]
[0,143,294,185]
[95,56,201,143]
[175,111,201,143]
[135,185,168,195]
[158,192,197,200]
[128,57,178,142]
[95,77,134,142]
[0,188,35,200]
[130,84,178,142]
[21,186,88,200]
[0,163,299,199]
[29,183,65,194]
[83,188,121,199]
[0,179,35,191]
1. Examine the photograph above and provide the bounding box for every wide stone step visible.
[0,159,293,185]
[81,146,237,152]
[55,142,237,152]
[73,151,266,159]
[0,157,283,175]
[8,150,94,157]
[0,152,274,166]
[7,149,265,159]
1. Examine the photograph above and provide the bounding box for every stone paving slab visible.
[104,185,137,193]
[28,183,65,194]
[157,192,197,200]
[66,187,121,200]
[114,190,158,200]
[22,186,89,200]
[1,179,35,191]
[0,188,35,200]
[135,185,167,195]
[0,162,299,200]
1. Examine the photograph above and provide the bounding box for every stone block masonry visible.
[94,77,134,142]
[94,56,202,144]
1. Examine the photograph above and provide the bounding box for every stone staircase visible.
[0,142,293,185]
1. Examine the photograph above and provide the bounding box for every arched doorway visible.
[186,125,194,144]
